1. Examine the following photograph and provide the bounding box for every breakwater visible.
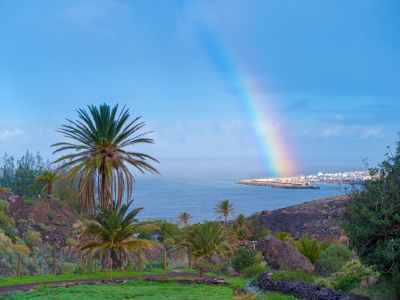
[237,180,320,190]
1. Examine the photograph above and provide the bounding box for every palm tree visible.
[37,169,58,196]
[182,222,232,277]
[215,200,234,225]
[177,212,191,227]
[52,103,159,212]
[78,201,156,278]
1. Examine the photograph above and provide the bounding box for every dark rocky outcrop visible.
[253,195,350,240]
[256,237,315,273]
[258,273,370,300]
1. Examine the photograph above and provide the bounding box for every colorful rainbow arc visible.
[198,26,297,177]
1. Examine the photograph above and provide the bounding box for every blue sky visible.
[0,0,399,178]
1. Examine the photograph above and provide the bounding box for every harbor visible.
[237,171,370,190]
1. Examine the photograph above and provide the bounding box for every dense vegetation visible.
[346,139,400,296]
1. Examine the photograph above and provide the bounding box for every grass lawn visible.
[3,280,233,300]
[0,270,165,287]
[3,279,297,300]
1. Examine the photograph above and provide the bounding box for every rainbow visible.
[198,26,297,176]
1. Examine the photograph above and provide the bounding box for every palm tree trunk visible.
[48,181,53,196]
[52,248,56,275]
[17,253,21,277]
[163,246,167,271]
[187,247,192,269]
[109,257,113,279]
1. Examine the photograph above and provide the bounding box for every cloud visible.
[0,128,23,140]
[361,127,383,139]
[322,125,384,139]
[322,125,345,137]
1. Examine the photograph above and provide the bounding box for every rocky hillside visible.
[1,190,80,249]
[253,195,350,241]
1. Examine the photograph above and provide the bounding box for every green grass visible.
[3,280,233,300]
[0,270,297,299]
[270,270,316,284]
[0,270,165,287]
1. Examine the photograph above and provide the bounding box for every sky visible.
[0,0,399,179]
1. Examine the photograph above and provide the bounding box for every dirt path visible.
[0,272,219,296]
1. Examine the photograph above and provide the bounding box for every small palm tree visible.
[52,103,159,212]
[215,200,235,225]
[177,212,191,227]
[78,201,155,278]
[37,169,58,196]
[183,222,232,277]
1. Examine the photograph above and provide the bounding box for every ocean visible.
[132,176,349,223]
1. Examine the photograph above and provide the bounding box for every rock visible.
[256,237,315,273]
[252,196,351,241]
[258,273,370,300]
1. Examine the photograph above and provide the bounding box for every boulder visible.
[258,273,370,300]
[256,237,315,273]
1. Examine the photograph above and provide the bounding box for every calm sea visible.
[132,176,348,223]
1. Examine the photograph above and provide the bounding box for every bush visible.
[0,199,14,229]
[345,139,400,296]
[270,270,316,284]
[329,260,379,292]
[47,211,57,219]
[24,230,42,247]
[295,236,330,264]
[65,237,78,247]
[58,261,79,273]
[333,274,360,291]
[231,247,262,273]
[23,199,34,206]
[241,263,266,277]
[274,231,293,243]
[319,244,353,275]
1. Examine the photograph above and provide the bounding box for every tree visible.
[52,103,159,212]
[182,221,232,277]
[215,200,234,225]
[0,152,48,196]
[346,139,400,296]
[177,212,191,227]
[37,169,58,196]
[78,201,155,278]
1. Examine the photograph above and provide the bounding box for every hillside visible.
[253,195,350,241]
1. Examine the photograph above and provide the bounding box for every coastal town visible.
[237,171,371,189]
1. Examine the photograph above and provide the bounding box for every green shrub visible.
[0,210,14,229]
[295,236,330,264]
[231,247,262,273]
[4,226,18,240]
[0,199,9,211]
[65,237,78,247]
[241,263,266,277]
[329,259,380,292]
[37,223,48,232]
[274,232,294,243]
[270,270,316,284]
[23,199,34,206]
[58,261,79,273]
[0,199,14,229]
[47,211,57,219]
[319,244,353,275]
[24,230,42,247]
[333,274,360,291]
